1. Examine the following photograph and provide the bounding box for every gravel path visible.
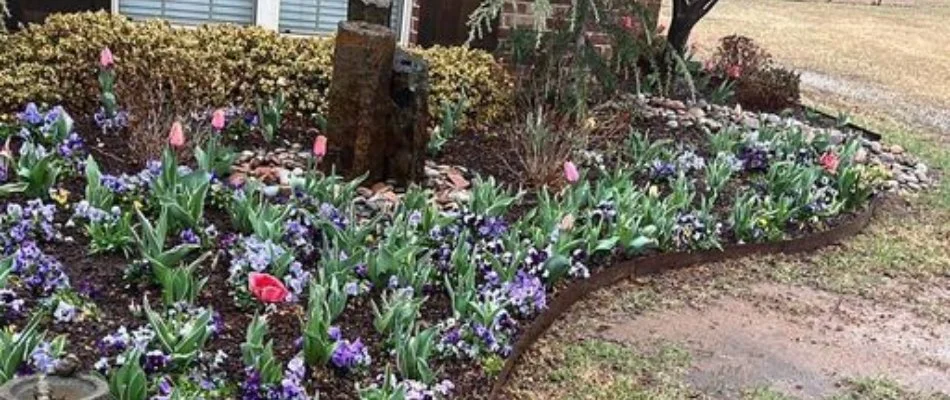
[800,70,950,136]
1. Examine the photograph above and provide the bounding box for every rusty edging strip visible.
[488,198,880,399]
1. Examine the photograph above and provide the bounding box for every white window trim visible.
[111,0,414,45]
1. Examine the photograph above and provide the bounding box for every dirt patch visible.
[597,282,950,399]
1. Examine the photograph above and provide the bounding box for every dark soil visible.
[5,96,883,399]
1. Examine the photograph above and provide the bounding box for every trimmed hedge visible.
[0,12,511,128]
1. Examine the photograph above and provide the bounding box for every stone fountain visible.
[0,374,109,400]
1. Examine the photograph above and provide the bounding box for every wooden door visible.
[418,0,498,50]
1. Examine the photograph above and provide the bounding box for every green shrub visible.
[0,12,510,129]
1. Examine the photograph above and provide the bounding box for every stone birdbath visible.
[0,374,109,400]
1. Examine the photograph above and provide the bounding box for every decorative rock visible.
[449,190,472,204]
[890,145,904,155]
[446,170,470,189]
[687,107,706,119]
[356,187,374,198]
[370,182,393,194]
[667,100,686,111]
[853,148,868,164]
[869,141,883,154]
[828,129,845,145]
[743,118,760,130]
[666,120,679,129]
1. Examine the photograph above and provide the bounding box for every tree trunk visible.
[667,0,719,55]
[347,0,392,26]
[325,21,396,181]
[666,19,695,55]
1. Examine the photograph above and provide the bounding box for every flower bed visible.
[0,46,925,400]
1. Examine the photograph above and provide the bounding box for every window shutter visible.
[119,0,256,26]
[279,0,405,38]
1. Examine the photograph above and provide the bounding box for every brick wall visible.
[409,0,421,44]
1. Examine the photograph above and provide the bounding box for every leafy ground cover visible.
[0,39,904,400]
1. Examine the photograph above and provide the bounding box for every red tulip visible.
[248,272,289,303]
[99,47,114,68]
[563,161,579,183]
[727,65,743,79]
[211,109,226,131]
[168,121,185,148]
[819,151,840,174]
[620,16,635,31]
[313,135,327,158]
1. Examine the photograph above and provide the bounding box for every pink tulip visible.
[563,161,579,183]
[313,135,327,158]
[819,151,840,174]
[248,272,289,303]
[211,109,226,131]
[99,47,114,68]
[168,121,185,148]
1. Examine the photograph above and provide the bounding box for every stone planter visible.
[0,374,109,400]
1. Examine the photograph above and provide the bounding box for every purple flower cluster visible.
[29,341,61,374]
[0,289,24,322]
[504,271,547,317]
[738,144,770,172]
[179,229,200,245]
[57,132,86,161]
[649,159,677,181]
[229,235,311,302]
[279,356,309,399]
[318,203,349,230]
[404,379,455,399]
[241,356,311,400]
[94,326,155,373]
[93,107,130,132]
[671,213,720,250]
[458,212,508,240]
[11,241,69,295]
[803,179,840,217]
[1,200,59,250]
[330,336,371,371]
[16,104,85,165]
[675,150,706,172]
[589,201,618,224]
[72,200,120,225]
[229,236,288,275]
[143,349,172,373]
[438,312,517,359]
[17,103,44,125]
[284,215,321,260]
[53,300,78,323]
